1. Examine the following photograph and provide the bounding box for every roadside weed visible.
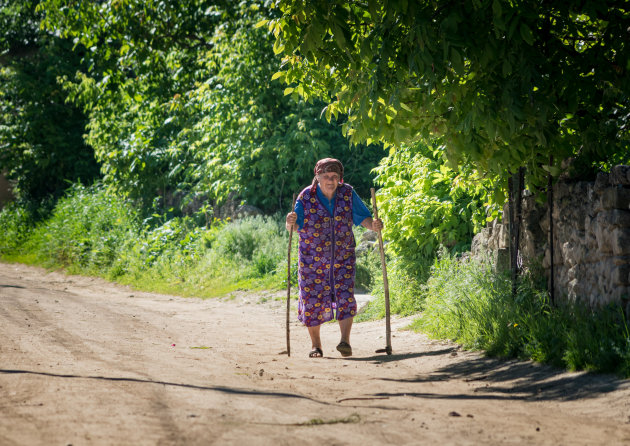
[417,249,630,377]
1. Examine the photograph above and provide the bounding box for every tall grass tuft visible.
[356,255,425,321]
[415,248,630,377]
[22,183,141,272]
[0,202,35,255]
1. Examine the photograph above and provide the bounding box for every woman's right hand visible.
[286,212,297,231]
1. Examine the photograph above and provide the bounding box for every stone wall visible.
[472,165,630,311]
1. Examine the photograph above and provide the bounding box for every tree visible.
[266,0,630,190]
[0,0,99,201]
[38,0,230,208]
[373,140,495,276]
[39,0,384,214]
[180,3,384,211]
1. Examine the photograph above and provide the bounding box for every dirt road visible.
[1,262,630,445]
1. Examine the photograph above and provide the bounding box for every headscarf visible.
[312,158,344,185]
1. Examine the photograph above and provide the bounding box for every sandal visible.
[309,347,323,358]
[336,341,352,357]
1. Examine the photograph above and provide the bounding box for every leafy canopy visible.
[38,0,383,213]
[374,141,496,274]
[266,0,630,187]
[0,0,99,201]
[38,0,231,208]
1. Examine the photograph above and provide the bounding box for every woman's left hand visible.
[372,218,383,232]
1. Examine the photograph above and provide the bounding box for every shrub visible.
[416,249,630,377]
[0,202,35,254]
[0,183,378,307]
[373,141,498,276]
[356,255,425,321]
[24,183,140,270]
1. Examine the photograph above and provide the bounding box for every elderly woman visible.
[286,158,383,358]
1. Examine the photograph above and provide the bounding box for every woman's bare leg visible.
[308,324,322,349]
[339,317,353,345]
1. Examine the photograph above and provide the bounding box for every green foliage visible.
[0,201,34,253]
[561,304,630,376]
[0,0,100,201]
[23,183,140,270]
[38,0,384,214]
[356,257,425,322]
[416,249,630,377]
[420,249,517,353]
[0,0,40,53]
[209,215,286,268]
[0,184,308,297]
[135,217,206,267]
[38,0,222,208]
[373,141,497,273]
[186,14,383,211]
[268,0,630,191]
[113,213,295,294]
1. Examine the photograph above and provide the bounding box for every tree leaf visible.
[519,23,534,45]
[254,19,268,29]
[451,48,464,74]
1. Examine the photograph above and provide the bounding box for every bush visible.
[415,249,630,377]
[373,141,497,276]
[23,183,140,270]
[138,217,205,266]
[0,182,376,309]
[0,202,35,254]
[0,183,299,295]
[209,215,289,276]
[357,256,425,321]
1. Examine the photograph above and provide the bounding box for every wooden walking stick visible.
[286,193,297,357]
[371,188,392,355]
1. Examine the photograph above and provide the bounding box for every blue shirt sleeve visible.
[294,199,305,230]
[352,190,372,227]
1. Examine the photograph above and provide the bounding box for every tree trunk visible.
[548,157,555,304]
[513,168,524,296]
[508,168,525,296]
[507,173,515,279]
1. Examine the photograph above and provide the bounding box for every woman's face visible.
[317,172,340,197]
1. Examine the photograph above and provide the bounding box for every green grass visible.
[413,248,630,377]
[356,255,425,322]
[0,183,297,298]
[0,201,36,254]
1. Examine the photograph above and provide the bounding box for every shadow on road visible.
[328,346,630,402]
[340,347,458,364]
[371,352,630,402]
[0,368,332,405]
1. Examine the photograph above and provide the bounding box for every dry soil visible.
[1,262,630,445]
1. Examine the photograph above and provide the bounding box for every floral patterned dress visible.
[296,183,357,327]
